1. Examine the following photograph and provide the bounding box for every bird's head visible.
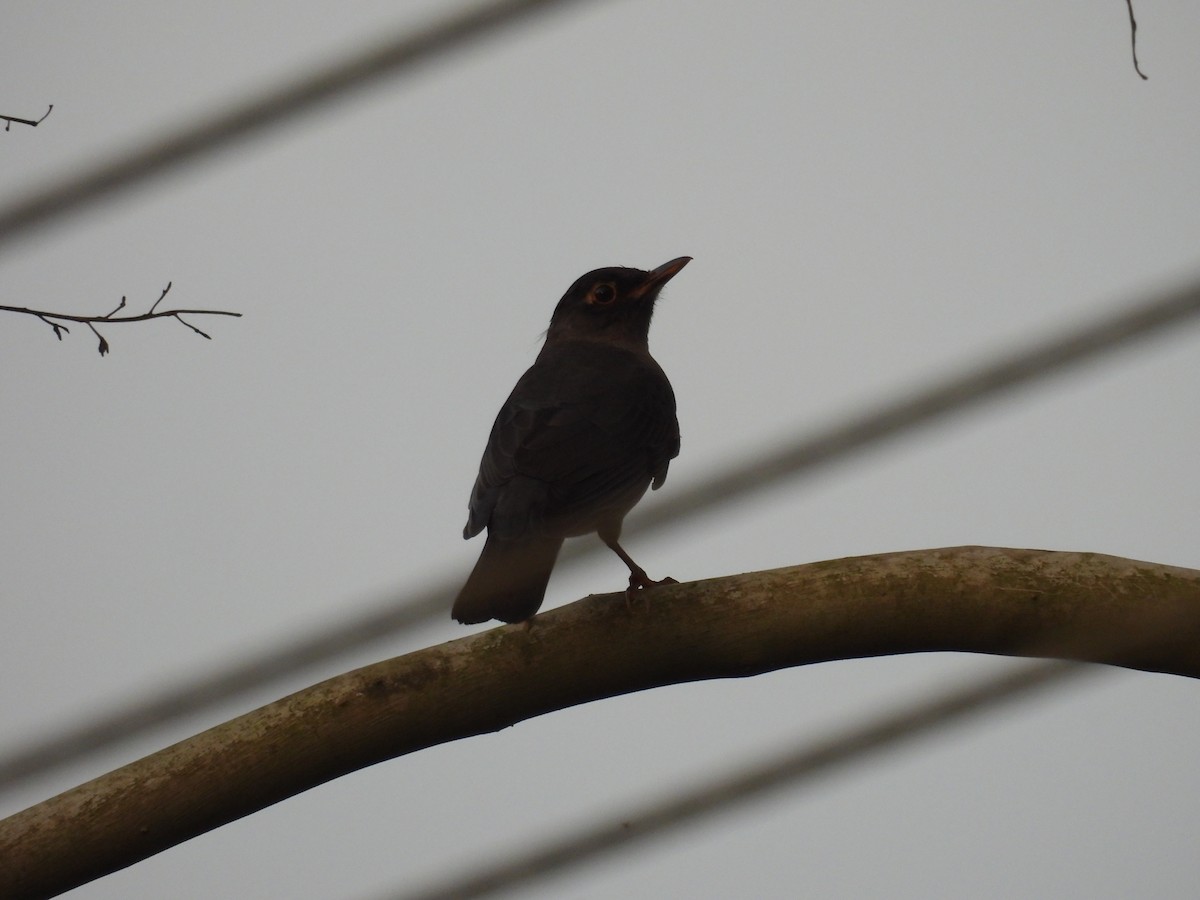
[546,257,691,348]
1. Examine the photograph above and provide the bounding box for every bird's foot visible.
[624,570,678,611]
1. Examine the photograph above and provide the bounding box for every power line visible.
[393,569,1200,899]
[396,660,1094,900]
[633,271,1200,536]
[2,269,1197,793]
[0,0,595,251]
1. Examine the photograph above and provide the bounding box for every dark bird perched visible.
[452,257,690,625]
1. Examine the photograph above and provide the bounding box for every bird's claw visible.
[623,572,678,611]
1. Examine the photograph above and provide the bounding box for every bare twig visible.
[1126,0,1148,80]
[86,323,110,357]
[1,283,241,355]
[36,314,68,341]
[1,104,53,131]
[148,282,171,314]
[176,317,213,340]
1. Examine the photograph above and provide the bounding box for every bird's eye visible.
[589,283,616,305]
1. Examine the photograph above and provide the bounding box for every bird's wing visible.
[464,344,678,540]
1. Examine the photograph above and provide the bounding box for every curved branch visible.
[1,547,1197,898]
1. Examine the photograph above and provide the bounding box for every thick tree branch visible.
[1,547,1197,898]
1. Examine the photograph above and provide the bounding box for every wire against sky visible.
[2,269,1198,794]
[0,1,1150,250]
[0,0,595,251]
[631,269,1200,537]
[395,660,1093,900]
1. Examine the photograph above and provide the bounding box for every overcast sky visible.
[2,2,1199,898]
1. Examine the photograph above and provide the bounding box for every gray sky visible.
[2,2,1198,898]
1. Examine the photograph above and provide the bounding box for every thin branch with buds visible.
[1,104,53,131]
[0,283,242,355]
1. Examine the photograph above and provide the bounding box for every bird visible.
[452,257,690,625]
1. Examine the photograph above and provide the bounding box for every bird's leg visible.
[603,538,677,609]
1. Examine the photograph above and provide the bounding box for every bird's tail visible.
[452,534,564,624]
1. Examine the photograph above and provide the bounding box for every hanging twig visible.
[1,104,53,131]
[1126,0,1148,80]
[1,283,241,356]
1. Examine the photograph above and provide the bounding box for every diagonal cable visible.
[633,273,1200,535]
[0,0,596,251]
[395,660,1093,900]
[394,547,1200,900]
[1,270,1197,793]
